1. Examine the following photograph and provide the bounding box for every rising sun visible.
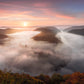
[23,22,28,27]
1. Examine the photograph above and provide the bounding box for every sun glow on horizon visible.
[23,22,28,27]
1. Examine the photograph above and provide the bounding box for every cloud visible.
[0,27,72,75]
[0,26,84,75]
[0,0,84,25]
[40,9,75,19]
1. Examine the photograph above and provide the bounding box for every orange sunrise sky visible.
[0,0,84,27]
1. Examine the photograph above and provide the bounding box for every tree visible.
[51,73,64,84]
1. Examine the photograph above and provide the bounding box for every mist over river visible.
[0,26,84,75]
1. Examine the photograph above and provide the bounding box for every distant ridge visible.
[32,26,61,43]
[64,25,84,36]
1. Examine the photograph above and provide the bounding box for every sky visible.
[0,0,84,26]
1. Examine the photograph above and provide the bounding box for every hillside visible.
[0,69,84,84]
[64,26,84,36]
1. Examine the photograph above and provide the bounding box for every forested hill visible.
[0,69,84,84]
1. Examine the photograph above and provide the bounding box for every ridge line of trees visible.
[0,69,84,84]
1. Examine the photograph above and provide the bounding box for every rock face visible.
[64,26,84,36]
[32,26,61,44]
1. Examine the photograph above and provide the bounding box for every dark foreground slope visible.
[0,69,84,84]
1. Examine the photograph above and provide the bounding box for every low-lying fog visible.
[0,26,84,75]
